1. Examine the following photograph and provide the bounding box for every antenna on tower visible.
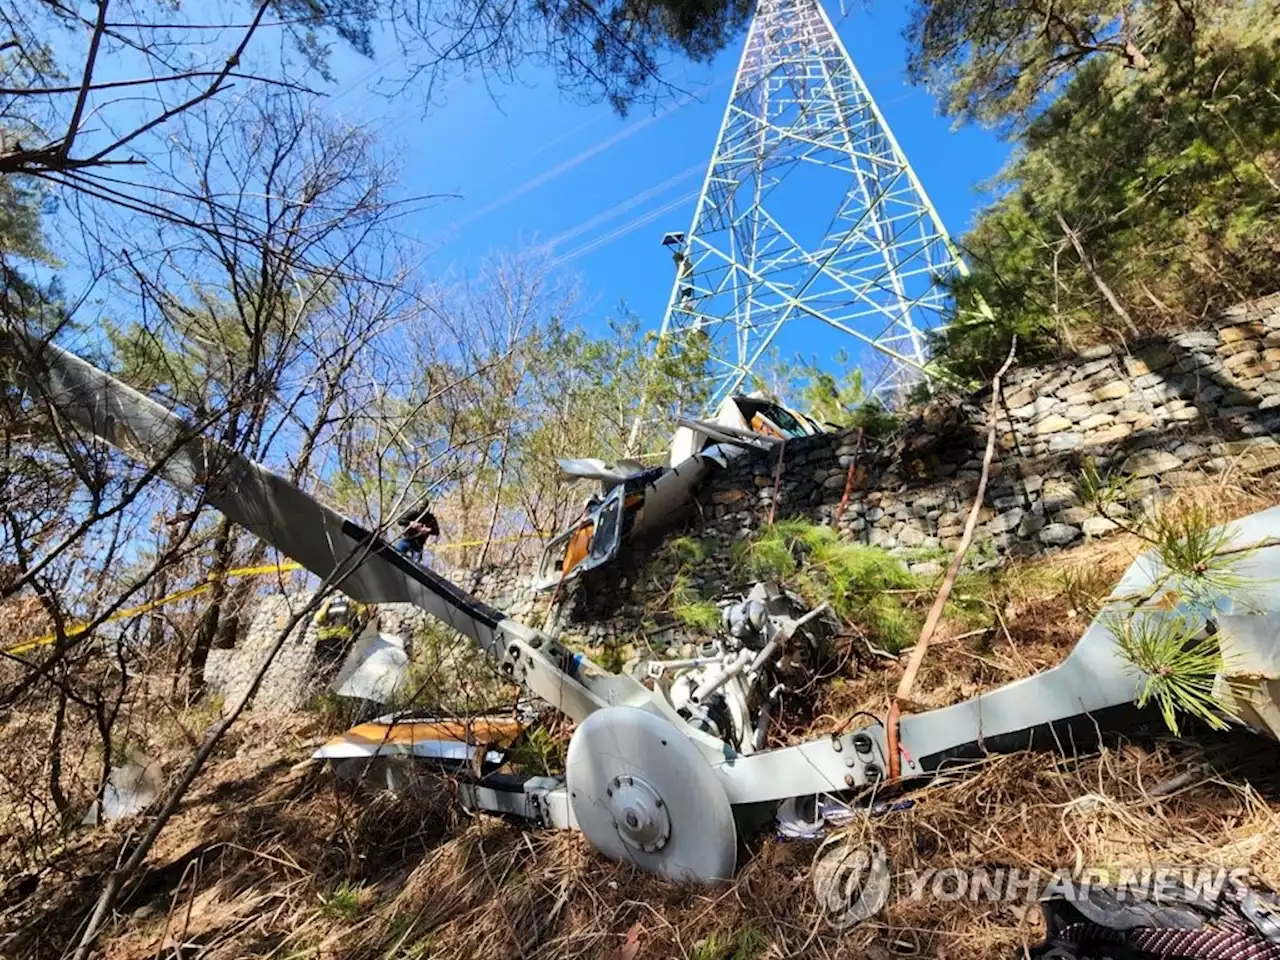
[636,0,972,438]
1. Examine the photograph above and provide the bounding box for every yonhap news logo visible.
[812,840,1251,930]
[812,838,892,928]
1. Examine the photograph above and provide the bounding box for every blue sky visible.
[315,1,1012,356]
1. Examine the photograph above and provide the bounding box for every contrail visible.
[437,78,721,238]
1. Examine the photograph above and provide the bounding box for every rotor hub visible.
[607,774,670,852]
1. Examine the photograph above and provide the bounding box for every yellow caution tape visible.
[432,533,547,550]
[6,529,553,655]
[4,562,303,656]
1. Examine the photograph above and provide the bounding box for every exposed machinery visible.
[534,395,826,590]
[8,326,1280,885]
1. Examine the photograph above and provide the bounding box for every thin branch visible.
[888,337,1017,780]
[85,1,269,165]
[57,0,110,162]
[3,71,318,97]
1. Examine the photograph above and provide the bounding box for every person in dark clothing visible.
[393,500,440,562]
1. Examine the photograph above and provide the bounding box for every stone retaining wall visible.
[204,594,326,709]
[697,293,1280,572]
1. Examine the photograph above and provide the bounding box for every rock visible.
[1093,381,1132,401]
[1056,505,1093,525]
[1079,358,1115,377]
[1193,384,1225,404]
[1004,387,1036,408]
[1087,424,1134,447]
[869,529,896,549]
[1080,344,1114,360]
[1083,516,1120,537]
[1026,398,1063,420]
[1121,450,1182,478]
[986,509,1024,534]
[1038,523,1081,545]
[1223,350,1262,370]
[898,526,926,547]
[1017,513,1046,537]
[1211,437,1277,457]
[1261,395,1280,410]
[912,491,947,510]
[822,474,847,490]
[910,561,944,578]
[1059,380,1093,399]
[1220,323,1268,342]
[1041,482,1079,511]
[1021,474,1045,493]
[1048,433,1083,452]
[1169,406,1201,421]
[1132,371,1167,389]
[1218,337,1261,356]
[1034,414,1073,435]
[1079,413,1114,431]
[1144,378,1195,402]
[1175,331,1220,350]
[1124,348,1173,377]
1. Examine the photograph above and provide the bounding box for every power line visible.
[536,161,704,252]
[551,190,698,267]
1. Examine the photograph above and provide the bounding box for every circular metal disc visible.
[566,706,737,883]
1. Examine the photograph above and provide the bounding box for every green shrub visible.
[672,597,721,633]
[391,621,515,712]
[1110,611,1238,736]
[658,536,721,636]
[508,725,567,776]
[318,880,363,921]
[733,520,921,652]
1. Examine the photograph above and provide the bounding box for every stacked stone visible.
[203,593,321,709]
[698,293,1280,562]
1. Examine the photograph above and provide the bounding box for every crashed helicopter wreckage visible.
[533,395,828,591]
[9,325,1280,885]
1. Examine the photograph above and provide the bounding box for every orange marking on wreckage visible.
[325,717,525,751]
[562,523,593,574]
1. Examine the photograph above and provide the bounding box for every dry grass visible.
[6,733,1278,960]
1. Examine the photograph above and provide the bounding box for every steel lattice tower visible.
[651,0,969,414]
